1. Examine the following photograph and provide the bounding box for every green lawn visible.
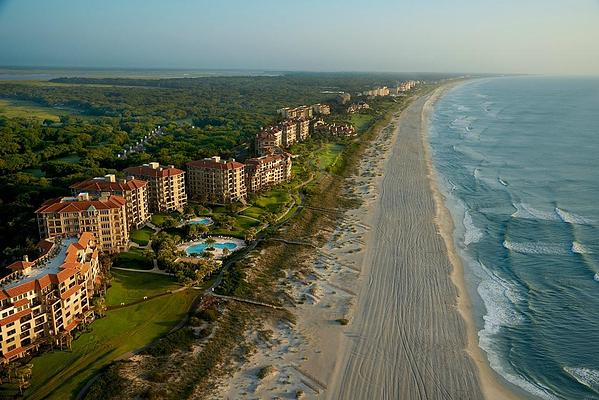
[0,98,68,122]
[150,213,168,226]
[254,189,291,212]
[130,227,155,246]
[114,248,153,270]
[315,143,344,171]
[25,290,197,400]
[350,112,375,133]
[106,270,179,306]
[211,214,260,237]
[241,206,264,220]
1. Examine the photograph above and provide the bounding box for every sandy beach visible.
[213,85,520,400]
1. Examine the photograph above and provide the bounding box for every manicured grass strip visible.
[114,248,153,270]
[316,143,344,170]
[129,227,154,246]
[106,270,180,306]
[26,290,197,400]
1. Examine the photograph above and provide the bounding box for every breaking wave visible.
[463,211,483,246]
[563,367,599,394]
[571,241,593,254]
[555,207,595,225]
[511,202,560,222]
[503,240,569,256]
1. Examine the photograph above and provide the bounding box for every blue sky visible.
[0,0,598,74]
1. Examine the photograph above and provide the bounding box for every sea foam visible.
[511,202,560,222]
[571,241,593,255]
[476,262,559,400]
[555,207,595,225]
[503,240,569,256]
[563,367,599,394]
[463,211,483,246]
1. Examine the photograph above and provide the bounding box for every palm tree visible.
[94,296,107,318]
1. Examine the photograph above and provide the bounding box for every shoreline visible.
[421,83,521,399]
[212,83,522,399]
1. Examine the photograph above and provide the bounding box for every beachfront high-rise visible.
[244,154,292,192]
[124,162,187,213]
[0,233,101,363]
[70,175,150,230]
[186,156,247,204]
[36,193,129,253]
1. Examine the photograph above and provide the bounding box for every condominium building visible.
[36,193,129,253]
[0,233,101,363]
[255,127,283,156]
[186,156,247,204]
[277,105,313,119]
[280,120,298,147]
[296,118,310,141]
[70,175,150,230]
[245,154,292,193]
[124,162,187,213]
[311,103,331,115]
[364,86,390,97]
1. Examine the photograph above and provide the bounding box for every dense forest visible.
[0,72,447,267]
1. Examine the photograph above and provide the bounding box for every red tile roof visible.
[36,195,126,214]
[56,269,78,284]
[0,308,32,327]
[7,261,34,271]
[12,298,28,308]
[124,165,184,178]
[5,281,36,298]
[60,284,81,300]
[64,319,79,332]
[187,159,244,170]
[70,178,147,193]
[2,346,25,360]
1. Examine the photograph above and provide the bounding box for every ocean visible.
[429,77,599,400]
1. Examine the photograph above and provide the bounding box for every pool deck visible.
[176,236,246,261]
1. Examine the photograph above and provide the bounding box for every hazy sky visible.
[1,0,598,74]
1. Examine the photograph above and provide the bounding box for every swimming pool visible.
[186,241,238,255]
[187,217,213,226]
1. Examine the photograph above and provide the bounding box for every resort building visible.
[296,118,311,141]
[36,193,129,253]
[311,103,331,115]
[0,233,101,363]
[186,156,247,204]
[70,174,150,230]
[123,162,187,213]
[363,86,390,97]
[347,101,370,113]
[245,154,292,193]
[314,122,356,138]
[392,80,420,93]
[280,120,298,147]
[277,105,313,119]
[255,127,283,156]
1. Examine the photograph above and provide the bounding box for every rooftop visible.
[124,162,184,178]
[1,237,77,291]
